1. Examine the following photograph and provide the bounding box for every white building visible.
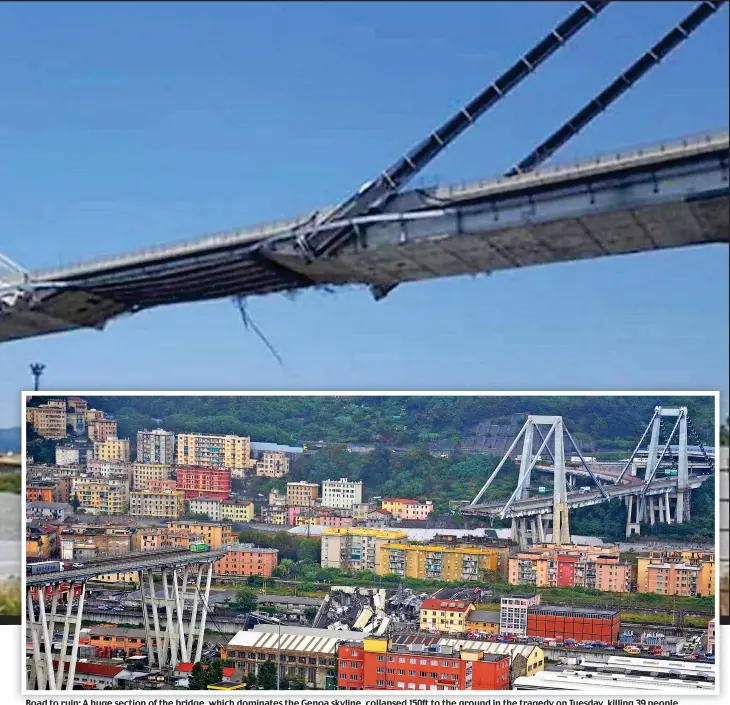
[189,497,222,521]
[500,594,541,637]
[321,478,363,509]
[55,446,80,466]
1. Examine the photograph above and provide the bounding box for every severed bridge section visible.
[1,1,727,344]
[461,407,715,548]
[25,547,224,691]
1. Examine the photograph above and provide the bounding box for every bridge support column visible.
[625,495,641,537]
[648,496,656,525]
[26,581,86,691]
[552,419,570,545]
[665,491,672,525]
[537,515,546,544]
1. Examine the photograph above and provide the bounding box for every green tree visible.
[258,660,278,690]
[69,493,80,512]
[232,586,258,612]
[188,662,208,690]
[242,672,258,690]
[287,674,307,690]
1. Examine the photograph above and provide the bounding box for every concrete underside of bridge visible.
[0,134,727,343]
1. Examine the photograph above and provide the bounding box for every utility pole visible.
[30,363,45,391]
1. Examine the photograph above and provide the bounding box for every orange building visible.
[527,605,620,643]
[131,527,202,551]
[337,637,510,691]
[166,520,233,549]
[214,543,279,577]
[26,481,58,504]
[88,419,118,442]
[86,626,158,657]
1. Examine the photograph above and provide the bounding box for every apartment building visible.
[269,489,286,507]
[379,544,500,581]
[176,433,252,470]
[26,524,57,560]
[66,397,88,413]
[176,465,232,500]
[59,525,133,557]
[166,520,233,549]
[129,490,185,519]
[55,446,80,466]
[381,498,434,521]
[296,511,354,529]
[419,599,475,633]
[85,408,104,423]
[71,477,129,515]
[130,462,171,490]
[214,543,279,577]
[147,479,177,492]
[87,419,118,442]
[499,594,541,638]
[261,505,287,525]
[321,478,363,509]
[66,411,87,436]
[338,637,510,691]
[136,428,175,464]
[26,402,67,439]
[637,549,715,597]
[255,451,290,478]
[321,528,408,573]
[26,481,58,504]
[508,544,632,593]
[132,528,202,552]
[86,459,131,478]
[93,438,131,463]
[189,497,223,521]
[286,481,319,506]
[221,500,254,523]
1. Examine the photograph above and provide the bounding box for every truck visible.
[189,542,210,553]
[537,487,547,494]
[26,561,64,576]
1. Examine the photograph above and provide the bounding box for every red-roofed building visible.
[52,659,125,690]
[419,599,476,633]
[380,498,433,521]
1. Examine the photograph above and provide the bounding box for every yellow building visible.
[221,500,254,523]
[166,520,233,549]
[321,528,408,573]
[419,598,475,633]
[176,433,253,470]
[379,543,499,581]
[93,571,139,586]
[26,526,56,560]
[466,609,501,634]
[261,505,287,525]
[131,462,171,490]
[256,451,289,478]
[129,490,185,519]
[637,549,715,597]
[71,477,129,515]
[93,438,131,462]
[286,481,319,506]
[26,403,67,439]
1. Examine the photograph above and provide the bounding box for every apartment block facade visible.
[379,544,500,581]
[321,478,363,509]
[381,498,434,521]
[213,543,279,577]
[93,438,131,462]
[26,402,67,439]
[55,446,80,466]
[419,599,475,633]
[176,465,232,500]
[129,490,185,519]
[221,500,254,523]
[136,428,175,464]
[70,477,129,515]
[256,451,290,478]
[321,528,407,573]
[637,549,715,597]
[87,419,118,442]
[166,520,233,549]
[130,462,171,490]
[176,433,252,470]
[286,481,319,506]
[189,497,222,521]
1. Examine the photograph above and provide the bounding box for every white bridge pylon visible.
[470,415,608,550]
[26,561,214,691]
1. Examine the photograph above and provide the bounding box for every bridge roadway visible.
[462,475,711,519]
[1,132,727,343]
[25,548,225,586]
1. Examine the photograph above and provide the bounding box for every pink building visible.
[147,479,177,492]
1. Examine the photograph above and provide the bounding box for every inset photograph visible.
[23,393,718,693]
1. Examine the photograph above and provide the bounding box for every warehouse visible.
[515,668,715,692]
[527,604,620,643]
[222,625,364,689]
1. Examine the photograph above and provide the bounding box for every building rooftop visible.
[227,625,364,654]
[420,599,472,613]
[530,604,620,617]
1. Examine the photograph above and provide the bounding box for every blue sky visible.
[0,1,728,428]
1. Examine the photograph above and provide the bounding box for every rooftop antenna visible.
[30,363,45,391]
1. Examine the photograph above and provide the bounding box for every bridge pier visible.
[625,495,641,537]
[27,580,87,690]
